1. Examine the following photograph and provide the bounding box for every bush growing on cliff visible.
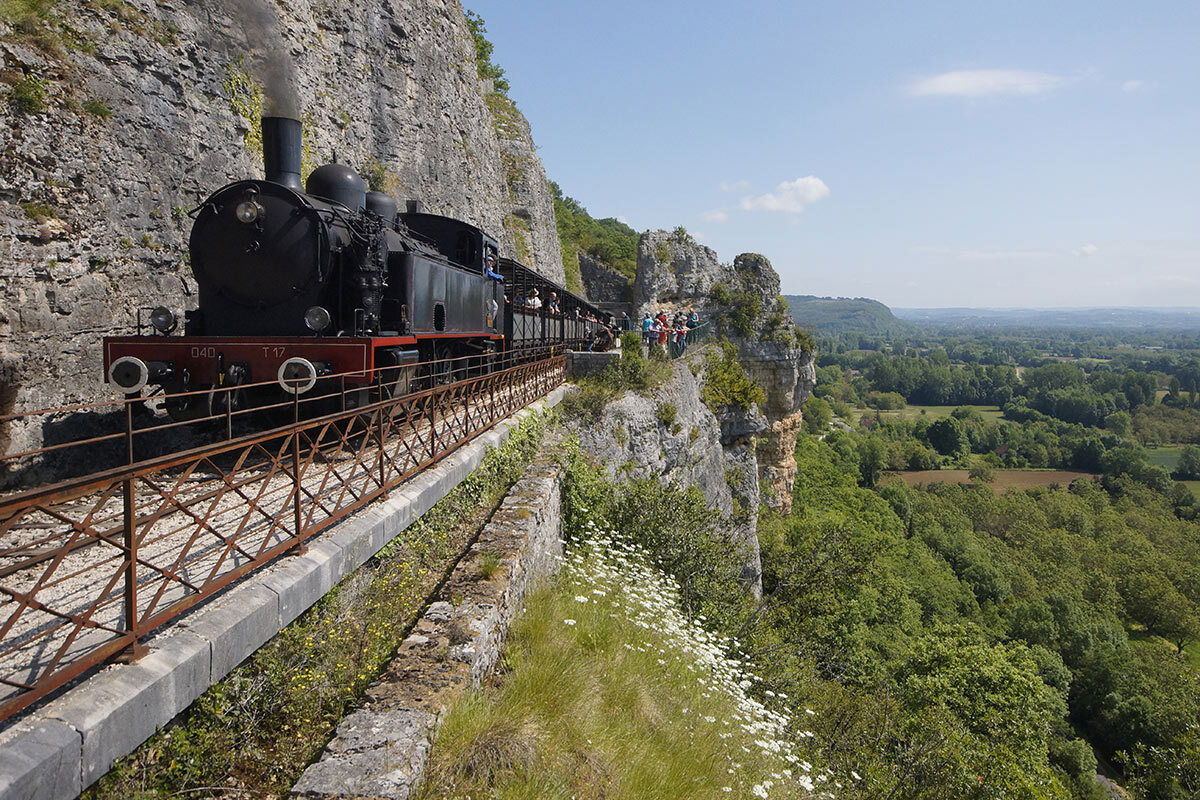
[560,333,669,420]
[463,10,509,93]
[710,283,762,338]
[562,442,751,629]
[551,181,638,289]
[700,342,766,412]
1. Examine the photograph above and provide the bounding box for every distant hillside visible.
[785,295,913,335]
[894,306,1200,330]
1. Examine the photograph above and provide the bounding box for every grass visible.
[859,404,1005,423]
[86,412,553,799]
[417,534,821,799]
[885,469,1097,491]
[1145,445,1185,470]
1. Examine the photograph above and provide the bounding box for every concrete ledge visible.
[566,349,620,377]
[0,385,566,800]
[0,720,80,800]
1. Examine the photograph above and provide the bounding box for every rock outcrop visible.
[567,353,766,596]
[0,0,563,430]
[579,252,631,307]
[633,230,725,318]
[634,234,816,511]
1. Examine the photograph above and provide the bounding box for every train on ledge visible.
[102,116,603,414]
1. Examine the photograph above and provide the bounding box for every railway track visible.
[0,351,565,721]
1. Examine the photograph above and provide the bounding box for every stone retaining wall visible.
[0,387,565,800]
[291,450,564,799]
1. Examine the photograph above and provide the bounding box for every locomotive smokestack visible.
[262,116,302,190]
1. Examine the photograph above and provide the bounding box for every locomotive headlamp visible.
[149,306,177,334]
[235,199,263,224]
[304,305,332,333]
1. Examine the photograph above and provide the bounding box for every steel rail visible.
[0,349,565,722]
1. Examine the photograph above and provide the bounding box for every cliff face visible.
[0,0,563,424]
[567,354,766,596]
[579,252,631,307]
[634,233,816,511]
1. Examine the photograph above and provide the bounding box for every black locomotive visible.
[103,116,602,411]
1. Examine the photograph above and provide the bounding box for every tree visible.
[896,628,1067,799]
[802,396,833,434]
[857,436,888,487]
[926,417,967,457]
[968,464,995,484]
[1173,445,1200,480]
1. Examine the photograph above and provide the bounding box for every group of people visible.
[509,290,701,354]
[641,309,701,349]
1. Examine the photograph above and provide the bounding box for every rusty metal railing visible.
[0,348,565,721]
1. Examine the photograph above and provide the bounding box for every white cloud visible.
[910,69,1066,98]
[701,209,729,223]
[739,176,830,215]
[719,180,750,193]
[616,215,630,225]
[1073,243,1099,257]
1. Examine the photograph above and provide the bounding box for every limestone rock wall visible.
[633,235,816,511]
[633,230,725,319]
[0,0,563,431]
[579,251,631,306]
[567,352,765,596]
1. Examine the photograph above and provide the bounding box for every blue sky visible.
[465,1,1200,308]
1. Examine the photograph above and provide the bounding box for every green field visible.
[1147,445,1186,470]
[856,404,1006,423]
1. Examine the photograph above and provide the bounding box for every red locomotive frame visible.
[103,332,504,391]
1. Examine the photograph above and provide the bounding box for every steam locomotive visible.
[102,116,602,413]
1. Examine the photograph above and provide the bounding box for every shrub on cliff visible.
[710,282,762,338]
[562,441,750,629]
[701,342,766,412]
[560,334,669,420]
[464,10,509,94]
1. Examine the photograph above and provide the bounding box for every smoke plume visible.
[223,0,300,118]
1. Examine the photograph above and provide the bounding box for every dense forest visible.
[574,320,1200,800]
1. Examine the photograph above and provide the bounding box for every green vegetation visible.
[475,550,503,580]
[699,341,765,412]
[550,181,638,290]
[654,400,677,428]
[224,59,264,157]
[19,201,55,219]
[463,9,509,93]
[7,74,46,114]
[710,282,761,338]
[785,294,914,336]
[749,436,1200,799]
[560,332,670,420]
[801,317,1200,797]
[359,158,391,193]
[85,413,553,799]
[418,526,810,799]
